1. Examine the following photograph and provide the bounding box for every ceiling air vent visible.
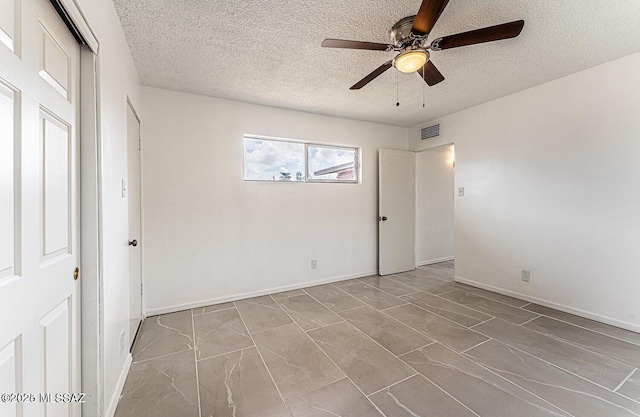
[421,124,440,140]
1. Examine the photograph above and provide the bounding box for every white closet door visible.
[0,0,81,415]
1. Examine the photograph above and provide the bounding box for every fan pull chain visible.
[396,71,400,107]
[423,71,426,108]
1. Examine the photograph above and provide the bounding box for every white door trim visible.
[79,48,103,417]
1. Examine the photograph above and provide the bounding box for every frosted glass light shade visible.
[394,50,428,73]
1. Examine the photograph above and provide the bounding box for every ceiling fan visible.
[321,0,524,90]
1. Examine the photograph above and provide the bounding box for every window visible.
[307,145,358,183]
[243,136,359,183]
[244,137,305,182]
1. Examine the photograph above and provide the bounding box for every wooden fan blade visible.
[350,61,393,90]
[417,61,445,86]
[322,39,392,51]
[411,0,450,36]
[430,20,524,50]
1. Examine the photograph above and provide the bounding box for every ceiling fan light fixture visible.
[394,49,428,73]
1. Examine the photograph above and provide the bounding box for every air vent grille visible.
[421,124,440,140]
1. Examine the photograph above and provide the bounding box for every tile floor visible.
[114,261,640,417]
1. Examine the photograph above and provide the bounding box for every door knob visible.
[128,239,138,247]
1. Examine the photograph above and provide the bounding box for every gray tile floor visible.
[114,261,640,417]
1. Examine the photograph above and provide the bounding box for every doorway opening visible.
[415,144,455,268]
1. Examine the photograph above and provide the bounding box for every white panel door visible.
[127,104,142,346]
[0,0,80,416]
[378,149,416,275]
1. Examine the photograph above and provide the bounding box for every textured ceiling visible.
[113,1,640,127]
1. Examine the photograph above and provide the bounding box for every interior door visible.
[0,0,81,416]
[127,103,142,347]
[378,149,416,275]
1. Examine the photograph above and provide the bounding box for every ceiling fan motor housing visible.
[390,16,425,48]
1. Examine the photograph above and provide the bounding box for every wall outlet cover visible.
[311,260,317,270]
[522,270,531,282]
[458,187,464,197]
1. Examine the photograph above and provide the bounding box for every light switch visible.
[458,187,464,197]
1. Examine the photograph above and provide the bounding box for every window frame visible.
[242,134,360,184]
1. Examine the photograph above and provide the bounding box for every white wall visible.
[416,145,455,265]
[410,52,640,331]
[75,0,141,414]
[141,87,408,314]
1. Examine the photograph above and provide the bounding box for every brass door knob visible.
[73,267,79,281]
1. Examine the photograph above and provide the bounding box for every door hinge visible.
[73,267,80,281]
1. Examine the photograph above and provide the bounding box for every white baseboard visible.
[145,270,379,316]
[104,353,132,417]
[454,275,640,334]
[417,257,454,267]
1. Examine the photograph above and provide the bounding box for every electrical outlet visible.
[458,187,464,197]
[522,270,531,282]
[311,260,317,270]
[120,330,125,353]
